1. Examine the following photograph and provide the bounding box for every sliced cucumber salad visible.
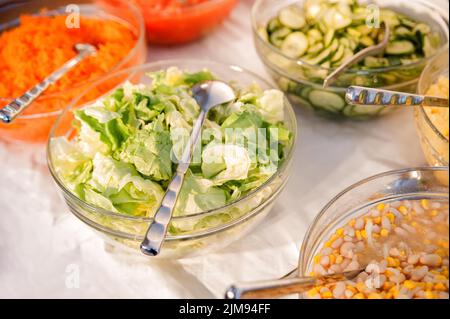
[263,0,440,69]
[257,0,444,119]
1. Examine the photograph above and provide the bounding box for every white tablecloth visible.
[0,0,448,299]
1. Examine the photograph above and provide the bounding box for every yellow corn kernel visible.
[387,257,399,267]
[421,199,430,209]
[329,254,336,264]
[403,280,416,290]
[380,229,389,237]
[353,293,365,299]
[335,228,344,236]
[435,275,447,282]
[356,230,362,240]
[330,234,339,242]
[368,293,382,299]
[425,291,435,299]
[411,221,420,229]
[360,230,367,239]
[324,241,332,248]
[373,233,380,239]
[435,249,447,257]
[335,255,343,264]
[373,217,381,224]
[308,272,315,277]
[349,219,356,227]
[356,282,366,292]
[382,282,394,290]
[430,210,439,217]
[386,213,395,223]
[322,291,333,298]
[390,287,399,299]
[398,206,408,215]
[434,283,446,291]
[314,255,321,264]
[346,285,357,293]
[377,203,386,211]
[385,292,393,299]
[437,239,449,249]
[426,282,434,291]
[307,288,319,297]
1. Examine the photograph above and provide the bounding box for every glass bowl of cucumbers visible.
[252,0,449,120]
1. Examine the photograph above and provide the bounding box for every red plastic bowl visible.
[135,0,238,45]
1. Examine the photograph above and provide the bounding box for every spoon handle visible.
[0,45,95,124]
[140,111,207,257]
[346,86,449,108]
[225,269,362,299]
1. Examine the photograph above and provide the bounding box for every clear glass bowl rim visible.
[251,0,450,81]
[298,166,449,274]
[136,0,237,14]
[46,59,298,237]
[417,49,449,146]
[0,0,146,119]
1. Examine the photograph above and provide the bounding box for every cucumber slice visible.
[395,26,413,37]
[281,32,309,58]
[342,105,355,117]
[400,17,417,29]
[413,23,431,35]
[300,87,312,100]
[347,28,362,38]
[308,90,345,113]
[352,105,383,116]
[307,29,323,46]
[331,44,345,63]
[270,27,291,47]
[304,48,331,65]
[386,40,415,55]
[328,38,339,52]
[307,42,324,54]
[288,94,314,109]
[279,6,306,29]
[356,25,372,36]
[324,29,335,48]
[267,17,282,33]
[360,36,375,47]
[364,56,389,68]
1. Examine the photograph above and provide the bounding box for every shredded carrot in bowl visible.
[0,14,136,102]
[0,14,140,143]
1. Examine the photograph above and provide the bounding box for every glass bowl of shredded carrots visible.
[0,0,146,144]
[134,0,238,45]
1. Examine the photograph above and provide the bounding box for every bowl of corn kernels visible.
[299,167,449,299]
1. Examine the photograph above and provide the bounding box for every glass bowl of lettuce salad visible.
[47,60,297,259]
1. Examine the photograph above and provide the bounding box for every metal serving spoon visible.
[0,43,97,124]
[225,268,364,299]
[346,86,449,108]
[323,22,390,88]
[140,81,236,257]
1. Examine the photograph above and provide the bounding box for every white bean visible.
[340,242,355,259]
[381,216,391,231]
[411,266,429,281]
[320,255,330,267]
[408,254,420,265]
[420,254,442,267]
[354,218,364,230]
[331,237,344,249]
[344,260,360,272]
[332,282,346,299]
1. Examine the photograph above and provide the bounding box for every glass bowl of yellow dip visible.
[415,49,449,167]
